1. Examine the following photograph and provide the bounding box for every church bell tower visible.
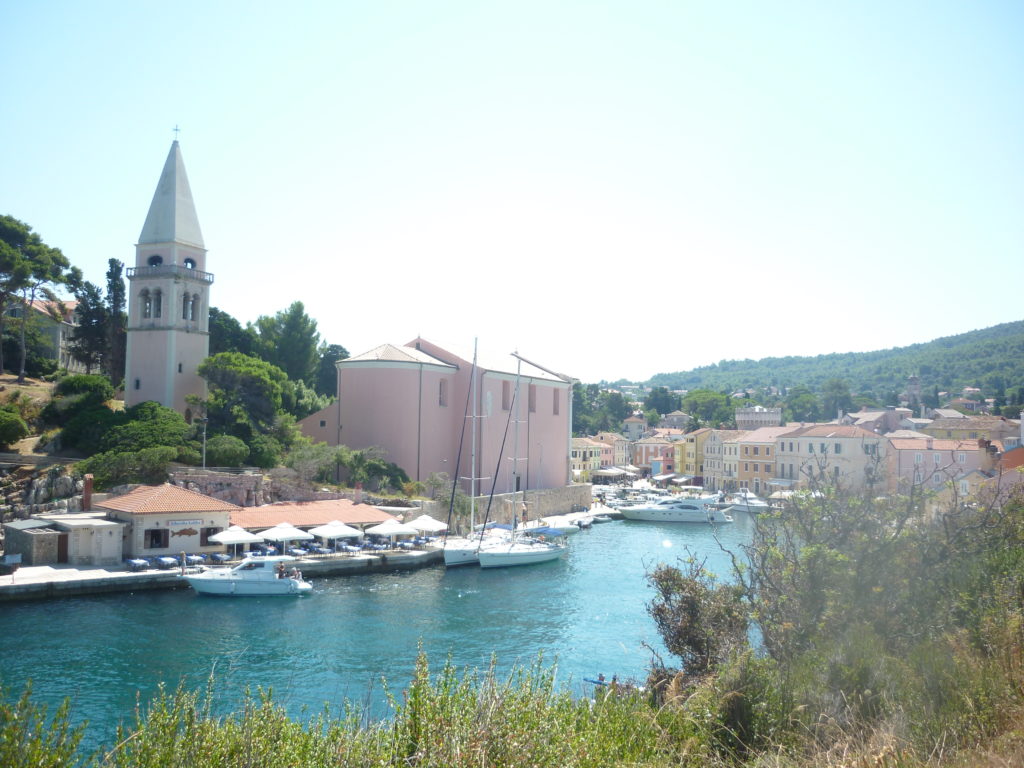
[124,140,213,418]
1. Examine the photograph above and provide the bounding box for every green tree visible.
[784,386,820,422]
[314,342,349,397]
[682,389,732,426]
[104,259,126,386]
[67,280,108,373]
[198,352,290,438]
[11,226,74,383]
[644,386,681,416]
[208,306,257,356]
[98,401,191,454]
[253,301,321,385]
[204,434,250,467]
[821,377,854,419]
[285,437,339,483]
[0,216,37,375]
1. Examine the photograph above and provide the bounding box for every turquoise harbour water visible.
[0,513,753,753]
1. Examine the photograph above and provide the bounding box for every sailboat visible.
[475,356,567,569]
[442,341,494,567]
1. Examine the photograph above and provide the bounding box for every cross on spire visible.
[173,125,180,141]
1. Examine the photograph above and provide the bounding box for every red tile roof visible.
[230,499,398,529]
[95,483,242,515]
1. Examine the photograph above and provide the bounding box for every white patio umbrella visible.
[364,519,418,545]
[309,520,363,539]
[257,523,314,553]
[309,520,363,550]
[407,514,448,533]
[208,525,265,557]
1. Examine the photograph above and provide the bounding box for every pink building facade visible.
[301,338,573,494]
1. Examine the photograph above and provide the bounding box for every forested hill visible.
[647,320,1024,400]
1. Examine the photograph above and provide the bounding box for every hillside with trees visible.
[647,320,1024,406]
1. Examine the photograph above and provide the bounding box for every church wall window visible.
[152,289,162,318]
[190,293,200,321]
[184,258,196,269]
[147,255,163,266]
[141,289,151,319]
[182,293,192,320]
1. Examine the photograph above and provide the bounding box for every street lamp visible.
[200,417,209,469]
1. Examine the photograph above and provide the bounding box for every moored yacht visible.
[184,555,312,596]
[619,495,733,523]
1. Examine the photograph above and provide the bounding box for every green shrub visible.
[0,409,28,449]
[205,434,249,467]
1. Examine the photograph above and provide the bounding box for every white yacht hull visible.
[187,572,312,596]
[442,537,481,567]
[184,555,312,596]
[477,541,566,568]
[620,497,733,524]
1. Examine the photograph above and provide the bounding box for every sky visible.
[2,1,1022,384]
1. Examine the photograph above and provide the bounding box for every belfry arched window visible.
[152,289,162,318]
[182,293,192,320]
[189,293,200,321]
[147,255,163,267]
[141,289,151,319]
[184,258,196,269]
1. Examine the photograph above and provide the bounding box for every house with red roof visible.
[95,483,240,560]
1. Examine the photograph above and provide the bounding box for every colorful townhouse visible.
[736,426,794,495]
[774,424,890,493]
[592,431,630,468]
[571,437,604,483]
[702,429,745,492]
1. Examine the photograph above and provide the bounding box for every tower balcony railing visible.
[127,265,214,283]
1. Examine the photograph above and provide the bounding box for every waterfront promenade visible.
[0,548,443,602]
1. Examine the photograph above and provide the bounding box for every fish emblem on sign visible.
[170,528,199,537]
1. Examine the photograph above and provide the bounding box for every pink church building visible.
[300,338,574,494]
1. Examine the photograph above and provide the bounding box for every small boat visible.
[619,495,733,523]
[184,555,312,596]
[726,488,770,512]
[592,515,613,524]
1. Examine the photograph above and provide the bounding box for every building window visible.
[152,289,162,318]
[914,470,922,483]
[915,453,923,464]
[502,381,511,411]
[134,378,141,390]
[144,528,169,549]
[834,443,841,455]
[189,293,199,321]
[529,384,536,413]
[184,258,196,269]
[439,379,448,407]
[960,480,969,495]
[178,363,183,373]
[934,453,941,465]
[200,527,221,546]
[553,390,560,416]
[753,446,759,456]
[147,254,163,266]
[182,293,191,320]
[957,452,966,463]
[319,420,326,428]
[141,289,151,319]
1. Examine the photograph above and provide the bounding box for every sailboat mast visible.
[469,340,478,530]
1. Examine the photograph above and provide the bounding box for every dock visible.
[0,548,444,602]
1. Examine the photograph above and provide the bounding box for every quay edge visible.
[0,549,443,603]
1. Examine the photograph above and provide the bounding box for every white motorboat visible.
[619,495,733,523]
[184,555,312,596]
[727,488,770,512]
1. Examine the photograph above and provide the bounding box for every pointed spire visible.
[138,140,205,248]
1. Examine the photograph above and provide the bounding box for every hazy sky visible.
[2,1,1021,384]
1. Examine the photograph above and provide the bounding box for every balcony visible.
[127,265,214,283]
